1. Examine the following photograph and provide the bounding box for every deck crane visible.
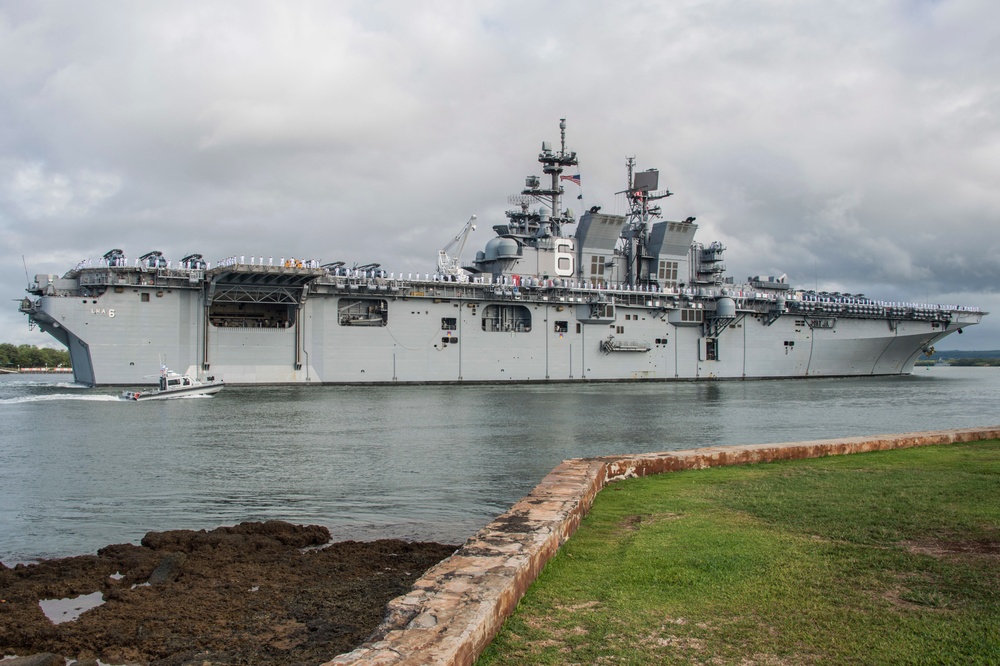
[437,215,477,276]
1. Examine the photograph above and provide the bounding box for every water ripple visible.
[1,368,997,563]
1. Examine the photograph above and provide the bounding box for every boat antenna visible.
[22,255,30,288]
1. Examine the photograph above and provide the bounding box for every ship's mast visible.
[516,118,578,238]
[623,157,672,286]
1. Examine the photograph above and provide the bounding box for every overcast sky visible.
[2,0,997,350]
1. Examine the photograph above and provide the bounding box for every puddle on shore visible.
[38,590,105,624]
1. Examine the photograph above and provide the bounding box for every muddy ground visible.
[0,521,456,665]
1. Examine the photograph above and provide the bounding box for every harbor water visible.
[2,367,998,564]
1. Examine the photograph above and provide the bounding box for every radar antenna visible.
[512,118,579,237]
[619,157,676,287]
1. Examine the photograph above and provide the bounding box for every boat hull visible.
[122,382,225,400]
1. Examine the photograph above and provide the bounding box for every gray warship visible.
[20,120,986,386]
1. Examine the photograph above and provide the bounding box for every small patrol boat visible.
[121,367,224,401]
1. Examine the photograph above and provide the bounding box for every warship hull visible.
[21,268,982,386]
[20,120,985,385]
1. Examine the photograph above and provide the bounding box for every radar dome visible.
[496,238,520,258]
[716,297,736,318]
[484,238,502,261]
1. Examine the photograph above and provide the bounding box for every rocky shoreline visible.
[0,521,456,665]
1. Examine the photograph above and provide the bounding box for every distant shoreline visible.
[0,367,73,374]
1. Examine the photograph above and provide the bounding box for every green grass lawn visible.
[478,440,1000,665]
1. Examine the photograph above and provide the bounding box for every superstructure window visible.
[658,260,679,288]
[441,317,457,330]
[554,320,568,333]
[590,255,607,286]
[681,308,703,323]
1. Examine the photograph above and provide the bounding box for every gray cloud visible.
[2,0,997,349]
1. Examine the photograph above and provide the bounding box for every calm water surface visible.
[2,367,998,563]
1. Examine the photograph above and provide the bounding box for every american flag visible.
[560,174,581,186]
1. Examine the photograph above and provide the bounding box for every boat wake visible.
[0,393,121,405]
[0,380,91,389]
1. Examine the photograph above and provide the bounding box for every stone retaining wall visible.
[328,426,1000,666]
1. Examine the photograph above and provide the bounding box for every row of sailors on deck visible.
[321,270,981,311]
[83,255,209,270]
[797,292,980,312]
[73,254,981,314]
[216,256,321,268]
[80,254,324,270]
[77,257,122,269]
[78,256,139,269]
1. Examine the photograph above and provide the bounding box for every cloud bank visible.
[2,0,997,349]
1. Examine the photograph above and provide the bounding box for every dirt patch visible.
[902,538,1000,560]
[0,521,456,665]
[615,512,683,534]
[882,586,953,612]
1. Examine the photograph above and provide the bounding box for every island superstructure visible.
[20,120,986,386]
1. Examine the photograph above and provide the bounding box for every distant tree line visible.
[0,343,71,368]
[946,358,1000,367]
[929,350,1000,361]
[924,349,1000,367]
